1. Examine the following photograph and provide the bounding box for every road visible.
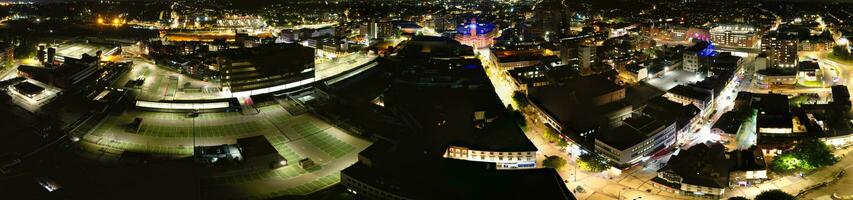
[726,147,853,199]
[800,148,853,199]
[477,48,699,200]
[477,40,853,199]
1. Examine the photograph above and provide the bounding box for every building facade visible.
[444,146,537,169]
[710,25,759,48]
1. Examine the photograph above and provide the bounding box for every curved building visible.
[454,19,498,49]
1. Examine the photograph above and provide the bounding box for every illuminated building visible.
[561,41,596,75]
[595,114,677,167]
[453,19,497,49]
[710,25,759,48]
[683,41,716,73]
[216,43,315,96]
[761,31,799,68]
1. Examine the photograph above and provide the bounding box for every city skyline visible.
[0,0,852,200]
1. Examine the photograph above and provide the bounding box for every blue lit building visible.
[683,41,716,73]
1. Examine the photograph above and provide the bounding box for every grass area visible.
[789,93,819,107]
[797,79,823,88]
[828,52,853,64]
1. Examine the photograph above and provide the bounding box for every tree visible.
[833,45,851,60]
[578,153,610,172]
[14,39,37,59]
[543,155,567,169]
[556,138,569,147]
[512,91,529,108]
[771,138,838,172]
[728,197,750,200]
[754,190,794,200]
[543,126,561,143]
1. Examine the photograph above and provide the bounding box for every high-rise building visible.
[560,43,595,75]
[534,0,569,38]
[761,32,799,68]
[368,21,394,40]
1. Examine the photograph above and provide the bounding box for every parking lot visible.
[80,104,371,199]
[54,43,113,58]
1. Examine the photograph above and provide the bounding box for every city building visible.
[366,21,395,41]
[755,68,798,87]
[712,111,749,147]
[709,25,759,48]
[798,60,821,82]
[665,85,713,111]
[683,41,715,72]
[653,143,732,197]
[278,26,335,43]
[595,114,677,166]
[643,96,702,141]
[216,43,315,97]
[17,54,100,89]
[625,63,649,81]
[341,144,575,200]
[493,55,557,69]
[560,39,597,75]
[528,75,632,143]
[507,61,578,92]
[761,31,799,68]
[453,19,497,49]
[728,146,768,186]
[534,0,570,37]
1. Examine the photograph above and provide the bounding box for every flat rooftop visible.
[528,75,627,124]
[13,81,44,97]
[236,135,279,157]
[343,145,574,199]
[385,85,537,153]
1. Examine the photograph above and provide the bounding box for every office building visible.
[710,25,759,48]
[683,41,715,72]
[216,43,315,96]
[761,31,799,68]
[595,114,677,166]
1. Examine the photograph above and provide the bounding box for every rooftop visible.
[528,75,628,124]
[667,85,712,102]
[343,144,574,200]
[235,135,279,157]
[729,146,766,171]
[658,143,732,189]
[598,115,674,151]
[713,111,749,134]
[597,125,649,151]
[384,85,537,153]
[799,60,820,71]
[13,81,45,96]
